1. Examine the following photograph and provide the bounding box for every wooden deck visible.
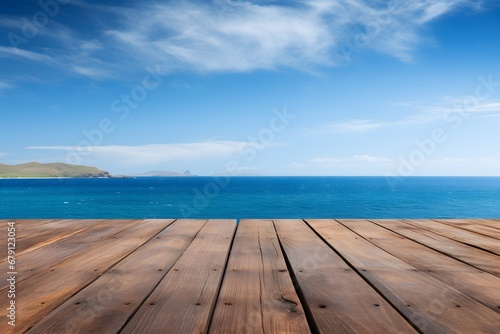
[1,219,499,333]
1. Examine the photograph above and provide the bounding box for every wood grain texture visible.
[431,219,500,240]
[338,219,500,314]
[371,219,500,277]
[26,219,207,334]
[0,219,139,290]
[274,219,416,334]
[307,219,500,334]
[210,219,310,334]
[0,219,174,334]
[404,219,500,255]
[2,219,498,334]
[15,219,91,248]
[121,219,236,334]
[0,219,61,261]
[449,219,500,231]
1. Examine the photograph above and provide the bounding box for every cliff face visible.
[0,162,111,178]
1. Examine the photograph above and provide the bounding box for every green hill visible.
[0,162,110,178]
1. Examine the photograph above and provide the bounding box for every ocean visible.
[1,177,499,219]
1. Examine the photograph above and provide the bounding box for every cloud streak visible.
[308,97,500,135]
[106,0,332,72]
[102,0,478,73]
[0,46,57,65]
[311,155,392,164]
[0,81,13,89]
[2,0,480,78]
[27,141,274,165]
[320,119,388,133]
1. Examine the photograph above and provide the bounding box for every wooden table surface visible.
[1,219,499,333]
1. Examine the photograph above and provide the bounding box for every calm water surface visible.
[0,177,499,219]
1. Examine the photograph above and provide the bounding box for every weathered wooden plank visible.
[404,219,500,255]
[2,219,499,333]
[15,220,132,253]
[121,219,236,334]
[338,219,500,314]
[0,220,140,290]
[210,220,310,334]
[0,220,60,255]
[14,219,79,234]
[371,219,500,277]
[0,219,57,233]
[0,220,57,234]
[307,219,500,334]
[464,219,500,230]
[1,220,114,250]
[431,219,500,240]
[274,219,416,334]
[14,219,86,252]
[0,219,174,334]
[26,219,207,334]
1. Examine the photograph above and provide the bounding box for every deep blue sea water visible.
[0,177,499,219]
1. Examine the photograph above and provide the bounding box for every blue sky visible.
[1,0,500,176]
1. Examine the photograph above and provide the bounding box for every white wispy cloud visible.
[311,157,342,163]
[464,102,500,113]
[311,155,392,164]
[308,97,500,134]
[398,99,500,114]
[0,46,58,65]
[0,81,13,89]
[83,0,479,74]
[353,155,392,163]
[26,141,274,165]
[0,14,112,79]
[321,119,388,133]
[305,114,437,135]
[0,42,111,79]
[304,154,393,175]
[71,65,111,78]
[106,1,332,72]
[0,16,24,30]
[0,0,484,77]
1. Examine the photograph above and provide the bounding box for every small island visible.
[0,162,111,178]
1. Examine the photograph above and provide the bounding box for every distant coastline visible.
[0,162,196,178]
[0,162,110,178]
